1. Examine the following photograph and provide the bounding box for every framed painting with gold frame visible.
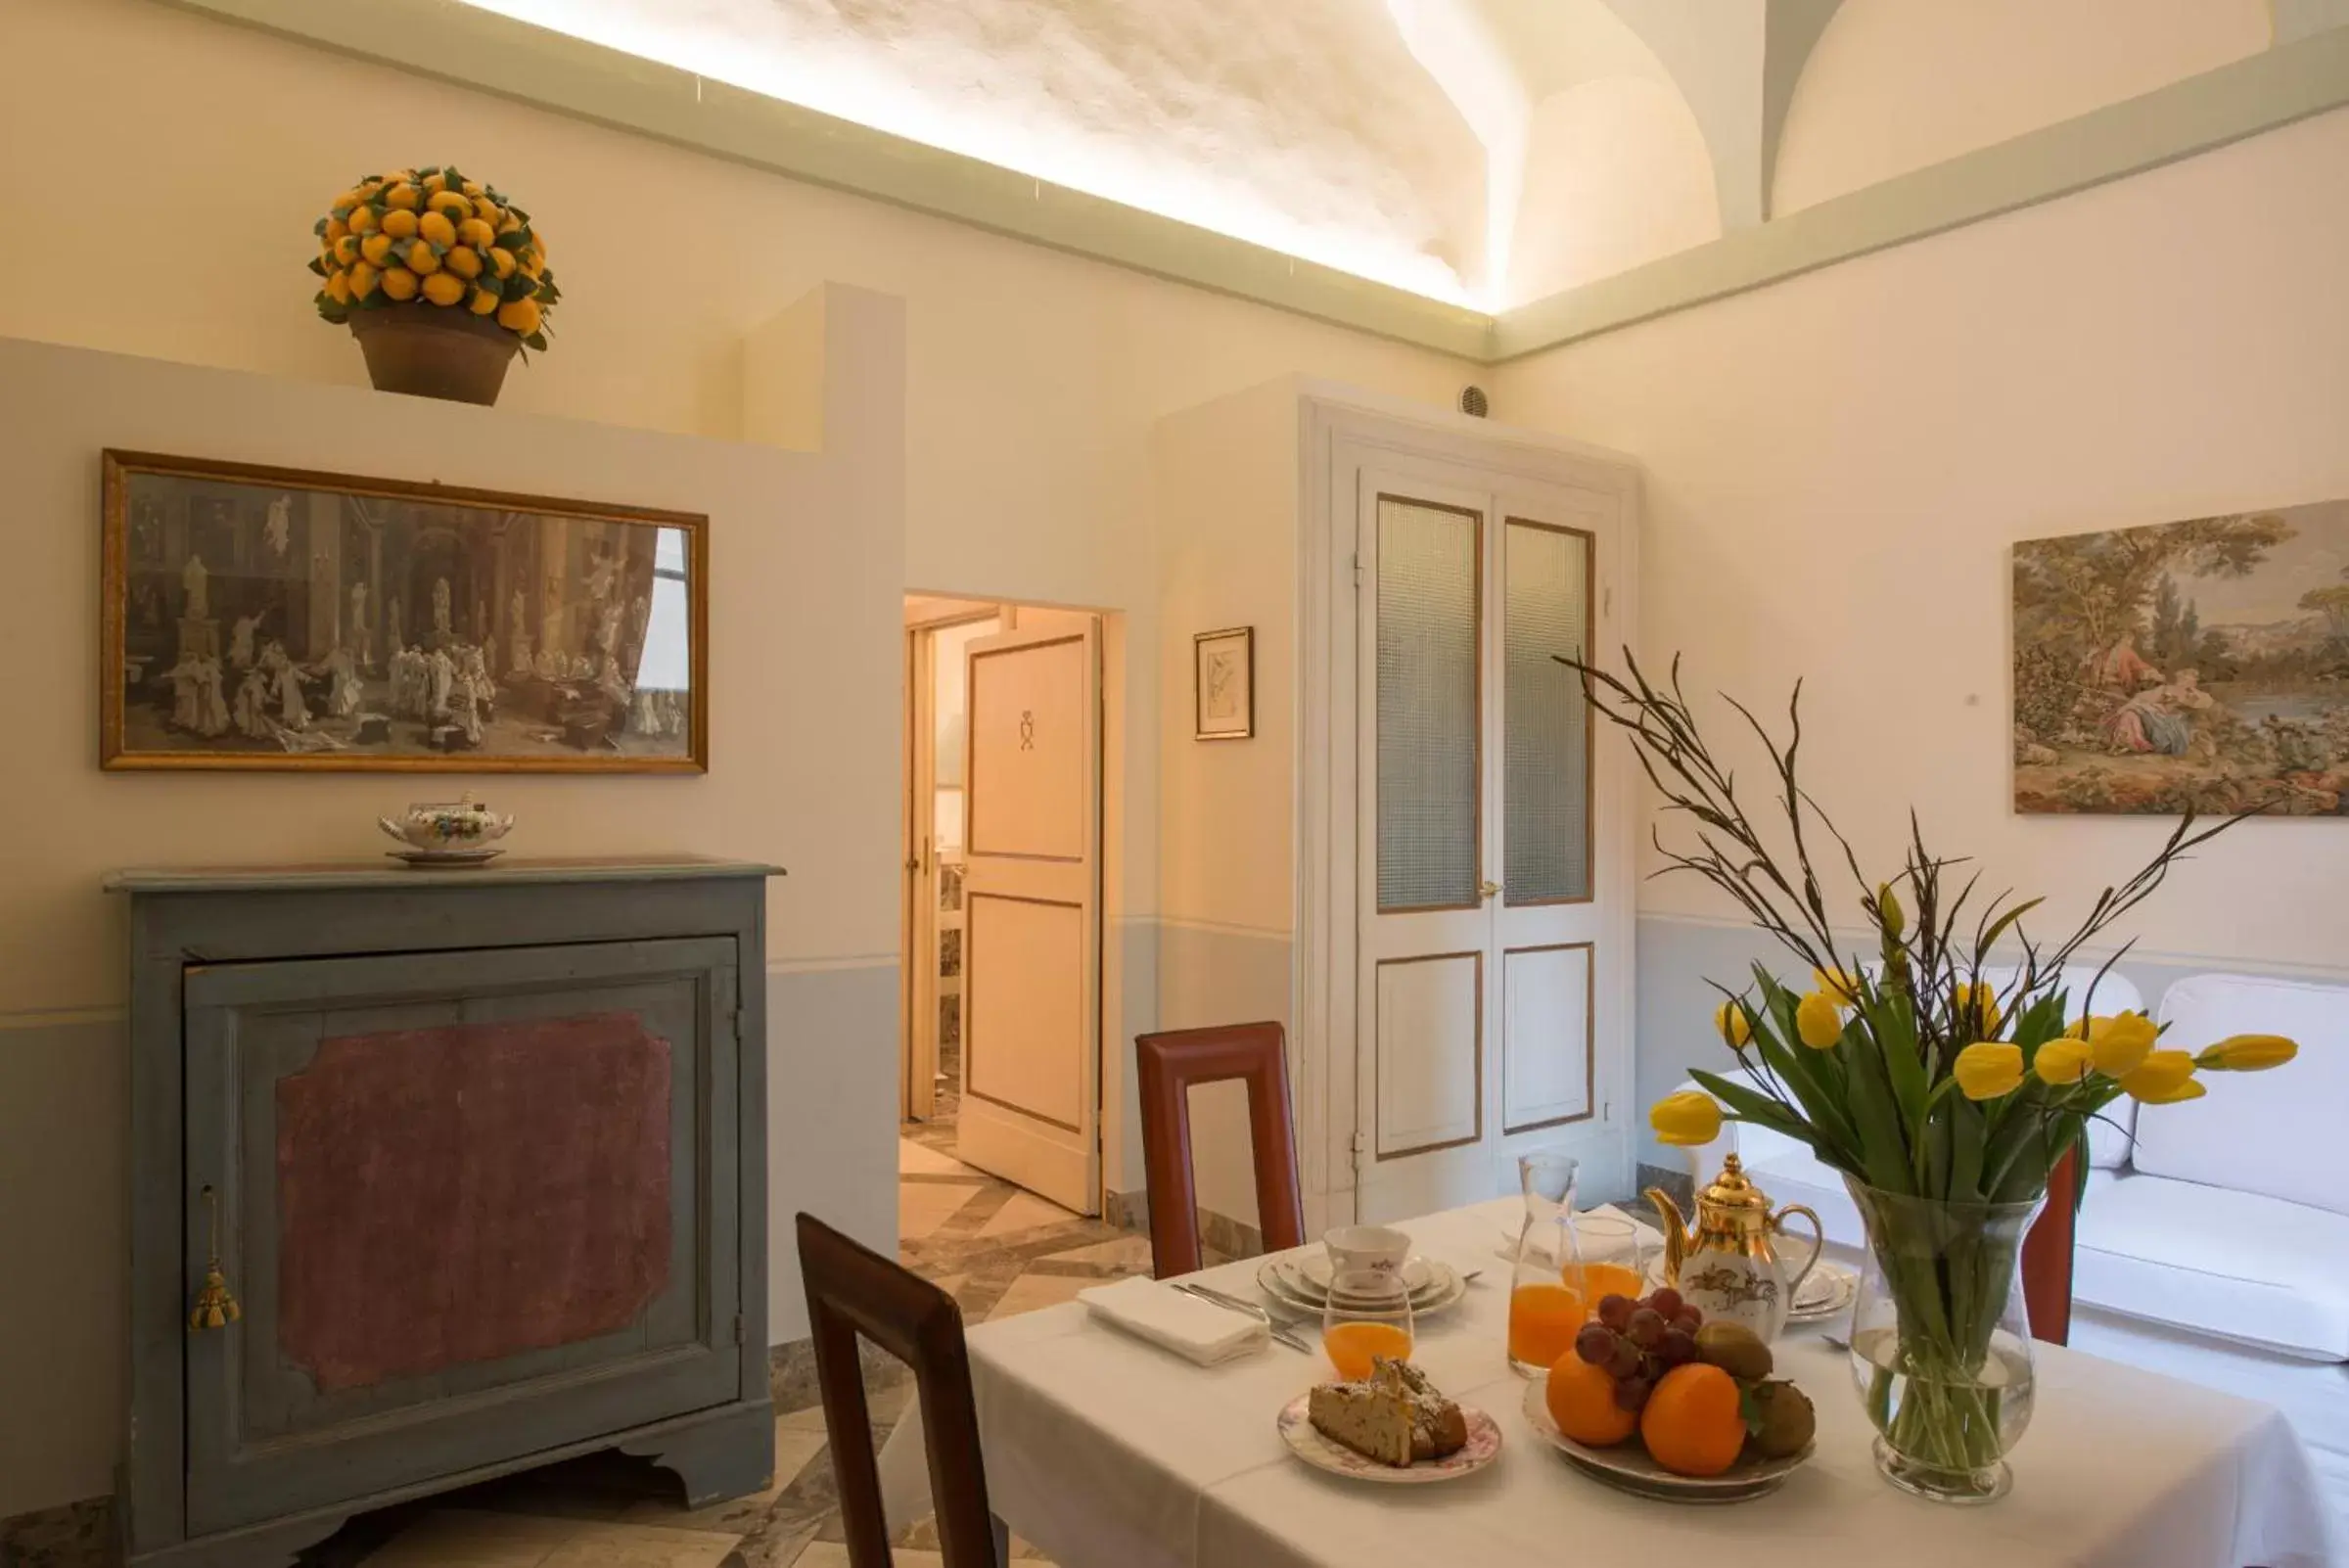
[1194,624,1255,740]
[101,450,709,772]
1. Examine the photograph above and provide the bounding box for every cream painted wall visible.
[1150,381,1306,1228]
[0,0,1478,1261]
[1505,75,1721,304]
[1496,104,2349,977]
[1773,0,2271,214]
[0,293,903,1514]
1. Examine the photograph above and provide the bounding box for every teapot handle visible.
[1771,1204,1825,1299]
[377,817,412,845]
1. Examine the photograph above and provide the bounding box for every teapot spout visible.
[1643,1185,1692,1286]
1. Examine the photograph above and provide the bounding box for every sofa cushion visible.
[2075,1170,2349,1360]
[2138,973,2349,1216]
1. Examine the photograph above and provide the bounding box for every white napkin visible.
[1079,1276,1268,1365]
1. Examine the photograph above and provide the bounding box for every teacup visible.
[1323,1224,1412,1279]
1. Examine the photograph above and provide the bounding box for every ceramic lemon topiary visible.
[310,165,561,405]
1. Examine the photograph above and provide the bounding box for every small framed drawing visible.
[101,449,708,772]
[1194,625,1255,741]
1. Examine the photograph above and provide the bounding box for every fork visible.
[1173,1282,1313,1353]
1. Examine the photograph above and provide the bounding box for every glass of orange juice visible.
[1322,1269,1415,1381]
[1565,1213,1649,1310]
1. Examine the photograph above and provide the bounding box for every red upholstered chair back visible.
[2021,1147,2081,1345]
[795,1213,998,1568]
[1133,1022,1306,1279]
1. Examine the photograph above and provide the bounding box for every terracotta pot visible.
[347,305,522,406]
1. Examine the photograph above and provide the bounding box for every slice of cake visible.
[1306,1358,1466,1467]
[1385,1358,1469,1461]
[1308,1374,1416,1466]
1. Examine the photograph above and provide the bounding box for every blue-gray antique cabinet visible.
[106,859,780,1567]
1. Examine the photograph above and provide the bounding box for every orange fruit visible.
[1545,1356,1636,1448]
[1639,1363,1745,1477]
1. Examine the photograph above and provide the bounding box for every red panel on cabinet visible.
[276,1011,673,1391]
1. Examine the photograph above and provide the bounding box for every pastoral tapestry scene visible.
[2012,501,2349,814]
[107,457,700,770]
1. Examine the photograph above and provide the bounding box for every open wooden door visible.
[954,621,1103,1214]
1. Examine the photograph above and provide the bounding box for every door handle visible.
[1479,880,1500,900]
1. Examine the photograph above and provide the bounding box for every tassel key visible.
[188,1185,241,1333]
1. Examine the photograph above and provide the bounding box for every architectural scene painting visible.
[104,454,704,771]
[2012,502,2349,814]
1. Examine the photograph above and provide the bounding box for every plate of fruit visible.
[1522,1286,1816,1502]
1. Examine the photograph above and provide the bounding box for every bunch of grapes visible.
[1571,1286,1705,1412]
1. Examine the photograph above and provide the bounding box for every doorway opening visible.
[900,594,1112,1222]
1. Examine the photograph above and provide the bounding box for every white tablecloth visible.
[878,1197,2338,1568]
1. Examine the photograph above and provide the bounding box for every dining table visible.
[874,1195,2338,1568]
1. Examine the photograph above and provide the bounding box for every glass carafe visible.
[1506,1151,1585,1376]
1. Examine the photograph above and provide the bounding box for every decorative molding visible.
[153,1,2349,365]
[1492,24,2349,359]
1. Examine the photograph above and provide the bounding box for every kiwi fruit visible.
[1694,1320,1773,1381]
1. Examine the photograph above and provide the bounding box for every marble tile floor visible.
[0,1134,1160,1568]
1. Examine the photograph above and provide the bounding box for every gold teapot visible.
[1645,1154,1824,1342]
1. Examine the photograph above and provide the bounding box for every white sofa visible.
[1681,971,2349,1531]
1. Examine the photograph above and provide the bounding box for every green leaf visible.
[503,274,534,301]
[307,256,329,276]
[522,330,549,351]
[312,216,329,237]
[419,164,441,177]
[533,280,555,303]
[1738,1380,1766,1437]
[1688,1070,1814,1149]
[508,206,530,222]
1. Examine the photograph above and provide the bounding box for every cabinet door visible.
[181,938,741,1534]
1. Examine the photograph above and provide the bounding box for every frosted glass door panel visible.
[1503,522,1591,904]
[1376,497,1481,912]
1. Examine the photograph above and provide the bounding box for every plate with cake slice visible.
[1277,1358,1502,1484]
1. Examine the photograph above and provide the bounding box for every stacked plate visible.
[1785,1261,1858,1324]
[1256,1252,1469,1317]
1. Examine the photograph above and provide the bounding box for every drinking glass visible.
[1322,1268,1415,1380]
[1565,1212,1648,1310]
[1507,1151,1584,1376]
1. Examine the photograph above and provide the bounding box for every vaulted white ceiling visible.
[452,0,2292,309]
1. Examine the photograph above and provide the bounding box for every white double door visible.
[1349,454,1632,1222]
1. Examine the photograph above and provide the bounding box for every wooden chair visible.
[1133,1021,1306,1279]
[2020,1146,2080,1346]
[795,1213,1001,1568]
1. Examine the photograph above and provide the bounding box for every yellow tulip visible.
[2072,1012,2157,1078]
[1953,981,2003,1038]
[1814,967,1861,1005]
[1715,999,1751,1049]
[2195,1034,2298,1073]
[2132,1077,2207,1105]
[1795,990,1844,1050]
[1953,1041,2025,1101]
[1650,1090,1724,1147]
[2119,1048,2198,1103]
[2032,1038,2093,1086]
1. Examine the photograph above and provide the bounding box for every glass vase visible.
[1505,1152,1584,1376]
[1844,1180,2040,1503]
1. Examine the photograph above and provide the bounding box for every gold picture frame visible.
[1193,624,1255,740]
[101,450,709,772]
